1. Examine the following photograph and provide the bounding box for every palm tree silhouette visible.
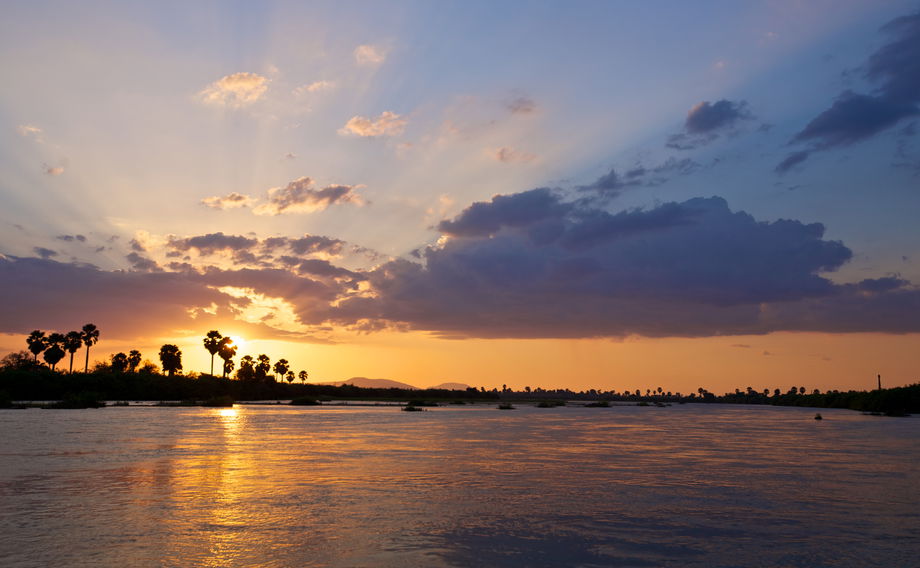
[256,354,271,381]
[273,359,290,381]
[238,355,255,381]
[298,370,308,384]
[63,331,82,373]
[127,350,142,372]
[111,352,128,373]
[27,330,47,363]
[81,323,100,373]
[203,330,223,376]
[159,344,182,376]
[43,333,66,371]
[285,370,295,384]
[217,338,237,378]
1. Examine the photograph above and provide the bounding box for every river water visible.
[0,403,916,567]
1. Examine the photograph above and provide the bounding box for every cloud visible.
[339,111,407,137]
[17,124,42,139]
[169,232,259,255]
[44,165,64,176]
[56,234,87,243]
[780,10,920,169]
[578,158,701,197]
[493,146,536,163]
[33,247,58,259]
[321,189,920,339]
[437,187,569,238]
[354,44,386,66]
[667,99,752,150]
[774,151,811,174]
[200,192,256,210]
[294,80,335,95]
[685,100,752,134]
[199,72,269,107]
[252,177,363,216]
[0,256,239,339]
[506,96,536,115]
[791,92,917,148]
[126,252,162,272]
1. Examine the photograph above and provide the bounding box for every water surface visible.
[0,404,916,567]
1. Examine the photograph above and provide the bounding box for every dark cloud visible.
[0,256,229,338]
[685,100,752,134]
[129,238,146,252]
[288,258,361,280]
[437,188,571,238]
[579,158,701,197]
[287,235,347,256]
[126,252,162,273]
[169,232,259,255]
[791,92,917,148]
[56,234,86,243]
[780,10,920,170]
[506,95,536,115]
[667,99,752,150]
[775,151,811,174]
[314,190,920,339]
[865,12,920,104]
[33,247,57,259]
[0,256,341,342]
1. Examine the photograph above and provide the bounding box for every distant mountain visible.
[430,382,472,391]
[322,377,420,390]
[315,377,472,391]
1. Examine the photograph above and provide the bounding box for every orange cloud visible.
[339,111,407,137]
[199,72,269,107]
[353,44,386,66]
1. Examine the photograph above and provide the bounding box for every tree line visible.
[19,327,310,385]
[25,324,100,373]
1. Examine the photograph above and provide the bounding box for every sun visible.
[226,335,247,351]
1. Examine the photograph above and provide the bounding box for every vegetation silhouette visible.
[273,359,290,382]
[203,330,223,377]
[42,333,66,371]
[64,331,82,373]
[127,350,142,372]
[158,344,182,376]
[217,337,236,378]
[27,330,46,362]
[81,323,99,373]
[3,330,918,416]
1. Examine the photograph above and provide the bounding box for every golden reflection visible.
[218,407,238,419]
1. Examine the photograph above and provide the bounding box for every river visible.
[0,403,916,567]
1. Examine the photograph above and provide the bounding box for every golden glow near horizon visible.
[25,328,908,397]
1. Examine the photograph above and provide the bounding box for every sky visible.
[2,0,919,394]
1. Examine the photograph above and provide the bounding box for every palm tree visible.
[238,355,255,381]
[217,338,237,378]
[298,370,308,384]
[256,354,271,381]
[111,352,129,373]
[26,330,47,363]
[81,323,100,373]
[285,370,295,384]
[127,350,142,372]
[273,359,290,381]
[223,358,235,377]
[203,330,223,376]
[63,331,82,373]
[159,344,182,376]
[43,333,66,371]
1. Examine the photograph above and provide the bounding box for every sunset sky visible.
[2,1,919,394]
